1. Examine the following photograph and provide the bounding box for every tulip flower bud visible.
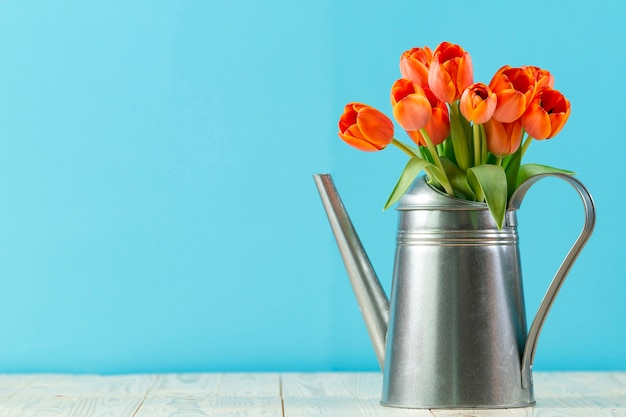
[484,118,524,157]
[523,65,554,92]
[390,79,432,131]
[428,42,474,103]
[338,103,394,151]
[406,87,450,147]
[521,89,571,140]
[489,66,535,123]
[460,83,497,124]
[400,46,432,88]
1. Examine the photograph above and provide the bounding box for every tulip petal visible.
[338,107,358,132]
[521,89,570,139]
[456,53,473,94]
[460,83,496,124]
[492,90,526,123]
[429,42,474,102]
[338,103,394,151]
[357,107,394,145]
[472,99,496,124]
[339,129,380,151]
[401,60,429,87]
[484,119,507,156]
[425,106,450,145]
[546,113,568,138]
[400,47,432,87]
[392,94,432,131]
[428,61,456,103]
[522,107,551,140]
[484,119,523,157]
[489,65,512,91]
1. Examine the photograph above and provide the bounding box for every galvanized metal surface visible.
[509,174,596,389]
[313,173,595,409]
[313,174,389,370]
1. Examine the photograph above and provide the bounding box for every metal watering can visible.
[314,173,595,409]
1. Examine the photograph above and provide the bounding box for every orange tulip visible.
[483,118,524,157]
[400,46,432,88]
[521,88,571,140]
[427,42,473,103]
[406,87,450,146]
[459,82,496,124]
[524,65,554,92]
[489,65,535,123]
[338,103,394,151]
[390,78,432,131]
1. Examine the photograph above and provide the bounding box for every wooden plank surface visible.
[137,373,283,417]
[0,396,145,417]
[0,375,38,398]
[0,372,623,416]
[148,372,280,398]
[281,372,626,417]
[134,396,283,417]
[281,373,433,416]
[281,372,382,398]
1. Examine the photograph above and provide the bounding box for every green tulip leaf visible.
[467,164,508,229]
[448,104,471,171]
[517,163,575,187]
[425,163,451,190]
[504,146,523,199]
[384,157,437,210]
[440,157,476,200]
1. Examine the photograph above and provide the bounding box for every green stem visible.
[472,123,481,167]
[481,126,488,165]
[494,156,503,166]
[521,135,533,157]
[391,138,420,158]
[419,128,454,196]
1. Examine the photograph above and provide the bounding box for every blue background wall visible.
[0,0,623,373]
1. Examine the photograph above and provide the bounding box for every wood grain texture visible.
[283,397,434,417]
[436,409,522,417]
[0,372,623,416]
[219,373,281,397]
[11,374,157,398]
[281,372,382,399]
[134,396,283,417]
[0,396,144,417]
[148,373,223,397]
[0,375,38,398]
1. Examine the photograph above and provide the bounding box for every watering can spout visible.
[313,174,389,370]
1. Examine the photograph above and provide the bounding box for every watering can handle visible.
[508,173,596,389]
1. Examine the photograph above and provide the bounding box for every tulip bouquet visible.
[338,42,573,228]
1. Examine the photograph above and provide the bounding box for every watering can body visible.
[384,184,529,408]
[314,173,595,409]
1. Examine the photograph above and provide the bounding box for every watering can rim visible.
[397,175,488,211]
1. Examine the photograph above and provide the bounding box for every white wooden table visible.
[0,372,623,416]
